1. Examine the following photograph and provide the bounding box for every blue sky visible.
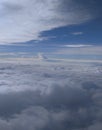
[0,0,102,59]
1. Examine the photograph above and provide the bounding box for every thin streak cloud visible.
[63,44,92,48]
[72,32,84,36]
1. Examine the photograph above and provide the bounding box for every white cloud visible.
[71,32,84,35]
[0,0,93,44]
[63,44,92,48]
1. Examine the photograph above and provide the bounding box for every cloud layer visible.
[57,45,102,55]
[0,60,101,129]
[0,0,94,43]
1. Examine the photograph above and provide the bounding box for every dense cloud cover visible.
[0,60,101,130]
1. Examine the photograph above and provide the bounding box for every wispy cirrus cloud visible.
[71,32,84,36]
[0,0,95,44]
[63,44,92,48]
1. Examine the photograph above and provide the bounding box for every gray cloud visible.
[57,45,102,55]
[88,123,102,130]
[0,61,101,129]
[1,2,23,16]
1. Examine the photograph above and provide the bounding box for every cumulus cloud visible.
[0,0,94,43]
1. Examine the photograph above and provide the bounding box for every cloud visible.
[37,53,48,60]
[0,0,94,44]
[57,45,102,55]
[88,123,102,130]
[71,32,84,35]
[0,61,101,129]
[63,44,92,48]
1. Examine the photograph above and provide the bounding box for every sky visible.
[0,0,102,59]
[0,1,102,129]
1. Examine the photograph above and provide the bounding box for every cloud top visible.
[0,61,101,129]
